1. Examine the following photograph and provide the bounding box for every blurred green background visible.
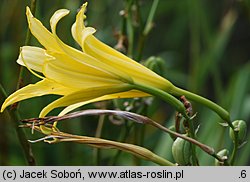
[0,0,249,165]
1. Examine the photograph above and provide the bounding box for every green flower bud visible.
[172,137,191,165]
[229,120,247,144]
[144,56,165,75]
[215,149,229,166]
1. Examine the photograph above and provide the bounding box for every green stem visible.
[93,115,105,165]
[134,83,195,165]
[125,0,134,58]
[171,87,232,125]
[15,0,37,96]
[151,120,221,161]
[143,0,159,35]
[110,122,133,165]
[136,0,159,61]
[230,130,239,165]
[1,0,37,166]
[133,84,189,119]
[186,117,199,165]
[24,0,37,45]
[172,87,239,159]
[133,83,234,165]
[136,35,145,61]
[0,84,36,165]
[133,124,141,165]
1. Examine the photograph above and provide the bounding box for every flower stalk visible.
[230,129,239,165]
[171,87,231,123]
[132,83,189,119]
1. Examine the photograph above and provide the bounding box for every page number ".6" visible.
[239,170,246,179]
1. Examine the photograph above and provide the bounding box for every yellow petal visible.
[71,3,171,90]
[39,84,133,117]
[26,7,61,52]
[49,8,133,84]
[75,3,87,35]
[71,23,81,46]
[46,51,113,77]
[17,46,52,72]
[71,2,96,50]
[1,79,77,112]
[43,62,121,89]
[71,2,87,45]
[71,23,96,51]
[59,90,149,116]
[85,36,173,90]
[42,52,120,89]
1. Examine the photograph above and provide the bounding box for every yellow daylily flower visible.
[0,3,172,118]
[1,3,230,124]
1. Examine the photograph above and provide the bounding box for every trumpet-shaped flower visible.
[1,3,172,117]
[1,3,230,125]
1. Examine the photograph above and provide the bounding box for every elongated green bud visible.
[172,137,191,165]
[229,120,247,144]
[215,149,229,166]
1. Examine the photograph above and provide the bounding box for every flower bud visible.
[144,56,165,75]
[229,120,247,144]
[215,149,229,166]
[172,137,191,165]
